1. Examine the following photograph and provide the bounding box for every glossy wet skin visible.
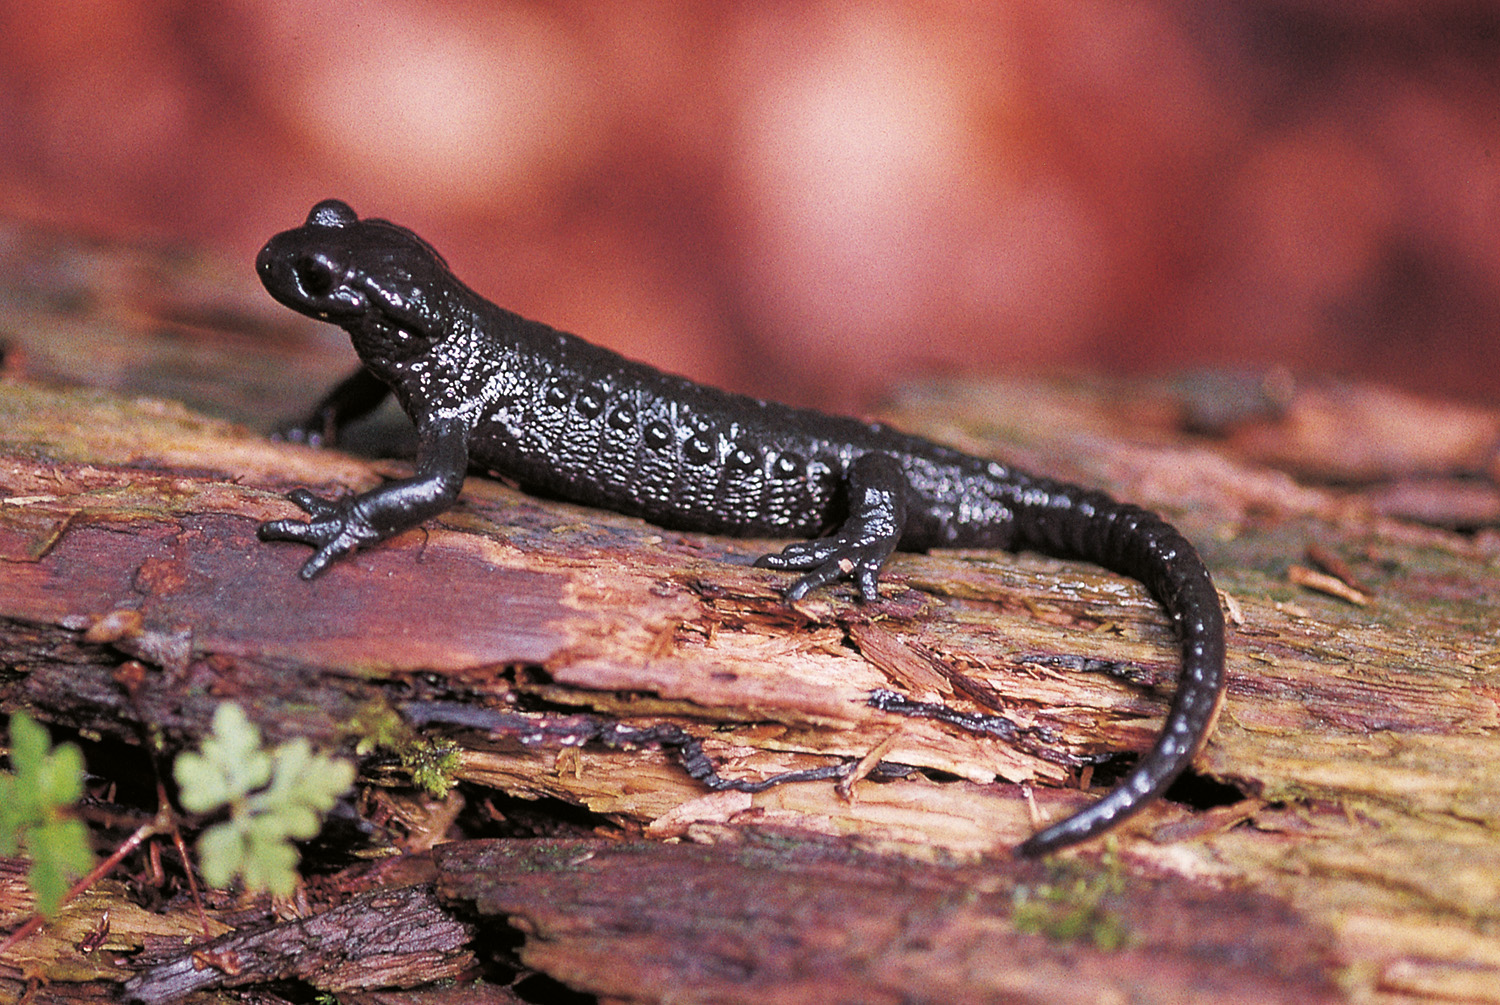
[256,199,1227,856]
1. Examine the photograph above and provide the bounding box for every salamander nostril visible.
[295,253,337,297]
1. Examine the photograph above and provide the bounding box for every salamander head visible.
[256,199,459,363]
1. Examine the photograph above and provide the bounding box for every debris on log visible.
[122,883,473,1002]
[4,213,1500,1005]
[433,836,1346,1005]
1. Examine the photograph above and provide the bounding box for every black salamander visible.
[255,199,1227,856]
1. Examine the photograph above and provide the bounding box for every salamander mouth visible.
[260,279,368,320]
[356,313,433,361]
[307,292,368,320]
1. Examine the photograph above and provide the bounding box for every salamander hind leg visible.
[754,451,908,602]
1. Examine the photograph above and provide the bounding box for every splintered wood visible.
[3,219,1500,1003]
[5,374,1500,1003]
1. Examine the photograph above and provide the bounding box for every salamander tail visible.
[1007,484,1227,857]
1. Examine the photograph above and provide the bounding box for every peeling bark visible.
[4,218,1500,1004]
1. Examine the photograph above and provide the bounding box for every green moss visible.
[1011,849,1130,950]
[346,701,461,798]
[402,738,462,798]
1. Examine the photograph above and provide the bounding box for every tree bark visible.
[2,214,1499,1004]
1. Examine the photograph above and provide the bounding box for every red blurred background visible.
[2,0,1497,410]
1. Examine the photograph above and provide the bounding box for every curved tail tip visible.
[1013,829,1064,859]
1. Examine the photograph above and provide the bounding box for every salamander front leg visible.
[755,451,908,602]
[259,416,470,579]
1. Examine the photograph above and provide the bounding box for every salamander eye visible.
[294,253,339,297]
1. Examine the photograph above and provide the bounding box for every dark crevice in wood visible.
[1164,767,1251,812]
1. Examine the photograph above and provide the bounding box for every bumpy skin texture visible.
[256,200,1227,856]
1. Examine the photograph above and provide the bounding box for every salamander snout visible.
[256,228,367,320]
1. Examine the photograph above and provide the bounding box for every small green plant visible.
[174,703,355,897]
[0,712,95,915]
